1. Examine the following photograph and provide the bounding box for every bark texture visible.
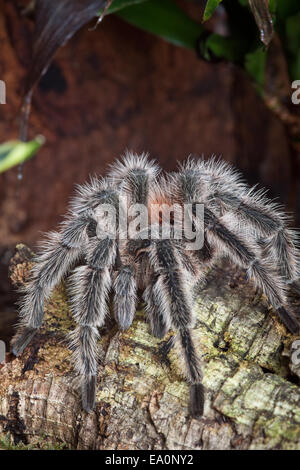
[0,244,300,450]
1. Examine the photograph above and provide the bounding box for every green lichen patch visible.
[43,282,74,334]
[0,432,68,450]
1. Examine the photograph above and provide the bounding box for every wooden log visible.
[0,244,300,450]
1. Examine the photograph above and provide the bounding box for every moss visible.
[44,283,74,334]
[0,433,67,450]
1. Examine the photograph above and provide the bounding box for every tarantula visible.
[11,153,300,418]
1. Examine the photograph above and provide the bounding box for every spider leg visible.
[204,207,299,334]
[149,238,204,418]
[143,273,171,338]
[174,158,300,286]
[110,153,163,331]
[171,160,299,332]
[108,151,160,205]
[180,330,205,419]
[11,213,93,356]
[69,175,120,215]
[211,190,300,284]
[289,280,300,296]
[113,265,137,330]
[69,236,116,412]
[157,336,175,365]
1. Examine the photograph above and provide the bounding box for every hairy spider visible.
[11,153,300,418]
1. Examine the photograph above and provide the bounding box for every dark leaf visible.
[284,11,300,81]
[276,0,300,20]
[275,2,300,82]
[244,45,267,90]
[268,0,277,15]
[26,0,107,94]
[20,0,107,141]
[103,0,149,15]
[199,34,247,62]
[117,0,204,49]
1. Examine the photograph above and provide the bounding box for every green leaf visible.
[275,1,300,82]
[103,0,149,15]
[0,136,45,174]
[116,0,204,49]
[285,11,300,81]
[244,45,267,90]
[199,34,248,62]
[276,0,300,21]
[269,0,277,15]
[203,0,223,22]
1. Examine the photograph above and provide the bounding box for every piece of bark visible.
[0,245,300,450]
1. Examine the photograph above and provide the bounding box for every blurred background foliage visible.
[0,137,43,174]
[1,0,299,172]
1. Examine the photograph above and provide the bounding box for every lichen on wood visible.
[0,244,300,450]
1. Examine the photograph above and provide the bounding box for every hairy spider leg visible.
[11,213,93,356]
[144,273,171,338]
[149,238,204,418]
[172,165,299,334]
[113,265,138,330]
[203,207,299,334]
[211,191,299,283]
[111,153,160,329]
[69,236,117,412]
[183,158,300,287]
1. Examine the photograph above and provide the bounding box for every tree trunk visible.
[0,244,300,450]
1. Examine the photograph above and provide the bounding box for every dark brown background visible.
[0,2,298,341]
